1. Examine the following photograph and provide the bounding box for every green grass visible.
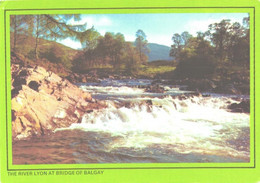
[135,64,176,78]
[79,63,176,79]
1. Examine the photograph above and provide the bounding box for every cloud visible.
[185,19,216,35]
[185,17,244,36]
[148,35,172,47]
[58,38,82,49]
[124,34,172,47]
[70,16,112,28]
[124,34,136,42]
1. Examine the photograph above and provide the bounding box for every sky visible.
[58,13,248,49]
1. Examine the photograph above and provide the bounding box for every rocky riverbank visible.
[66,69,249,96]
[151,77,249,95]
[10,53,250,140]
[11,63,107,140]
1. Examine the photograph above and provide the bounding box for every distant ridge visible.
[147,43,173,62]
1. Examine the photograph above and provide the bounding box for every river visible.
[12,79,250,164]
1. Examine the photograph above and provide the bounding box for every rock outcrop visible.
[228,100,250,113]
[11,64,106,140]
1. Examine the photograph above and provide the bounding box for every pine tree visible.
[134,29,150,64]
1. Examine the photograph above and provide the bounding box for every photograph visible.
[10,13,251,165]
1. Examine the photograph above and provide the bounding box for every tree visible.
[122,42,140,74]
[181,31,192,46]
[207,19,232,62]
[242,16,250,66]
[134,29,149,64]
[113,33,125,68]
[10,15,33,52]
[170,31,192,61]
[76,26,101,67]
[77,26,101,50]
[170,33,182,60]
[175,37,216,79]
[94,32,125,69]
[31,14,86,60]
[228,21,249,65]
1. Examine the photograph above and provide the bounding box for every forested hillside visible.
[10,14,250,94]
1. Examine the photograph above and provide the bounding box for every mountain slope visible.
[147,43,173,62]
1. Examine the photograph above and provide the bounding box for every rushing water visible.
[12,79,250,164]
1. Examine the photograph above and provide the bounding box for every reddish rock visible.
[11,64,106,140]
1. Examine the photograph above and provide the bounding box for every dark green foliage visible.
[10,14,249,82]
[171,16,249,80]
[175,54,216,79]
[73,32,142,74]
[170,32,192,60]
[206,19,249,65]
[40,45,62,62]
[40,45,72,69]
[77,27,101,50]
[135,29,150,64]
[10,15,34,52]
[10,14,86,61]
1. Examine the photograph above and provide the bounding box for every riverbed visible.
[12,79,250,164]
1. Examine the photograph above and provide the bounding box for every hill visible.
[147,43,173,62]
[10,33,80,76]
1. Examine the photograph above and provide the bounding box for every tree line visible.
[10,14,249,78]
[10,14,150,74]
[72,29,150,74]
[170,17,249,78]
[11,15,85,59]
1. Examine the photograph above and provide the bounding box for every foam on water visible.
[80,85,145,95]
[57,95,250,160]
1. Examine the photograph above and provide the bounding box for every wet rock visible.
[214,84,240,95]
[178,94,188,100]
[146,100,153,105]
[11,110,16,121]
[81,76,87,83]
[202,94,211,97]
[28,81,40,92]
[145,84,165,93]
[187,79,216,92]
[13,78,26,87]
[228,100,250,113]
[151,79,162,85]
[18,70,29,77]
[65,75,76,83]
[192,92,202,97]
[11,86,22,98]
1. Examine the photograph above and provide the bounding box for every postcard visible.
[0,0,259,182]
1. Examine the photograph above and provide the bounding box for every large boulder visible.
[11,64,106,140]
[186,79,216,92]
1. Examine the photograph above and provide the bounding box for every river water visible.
[12,79,250,164]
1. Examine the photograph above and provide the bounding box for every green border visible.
[5,7,256,170]
[1,0,259,182]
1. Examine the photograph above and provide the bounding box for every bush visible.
[39,45,71,69]
[174,54,216,79]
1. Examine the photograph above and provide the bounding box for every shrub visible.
[174,54,216,79]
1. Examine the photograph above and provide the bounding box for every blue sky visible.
[58,13,248,49]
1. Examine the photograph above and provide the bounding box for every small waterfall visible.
[57,92,250,161]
